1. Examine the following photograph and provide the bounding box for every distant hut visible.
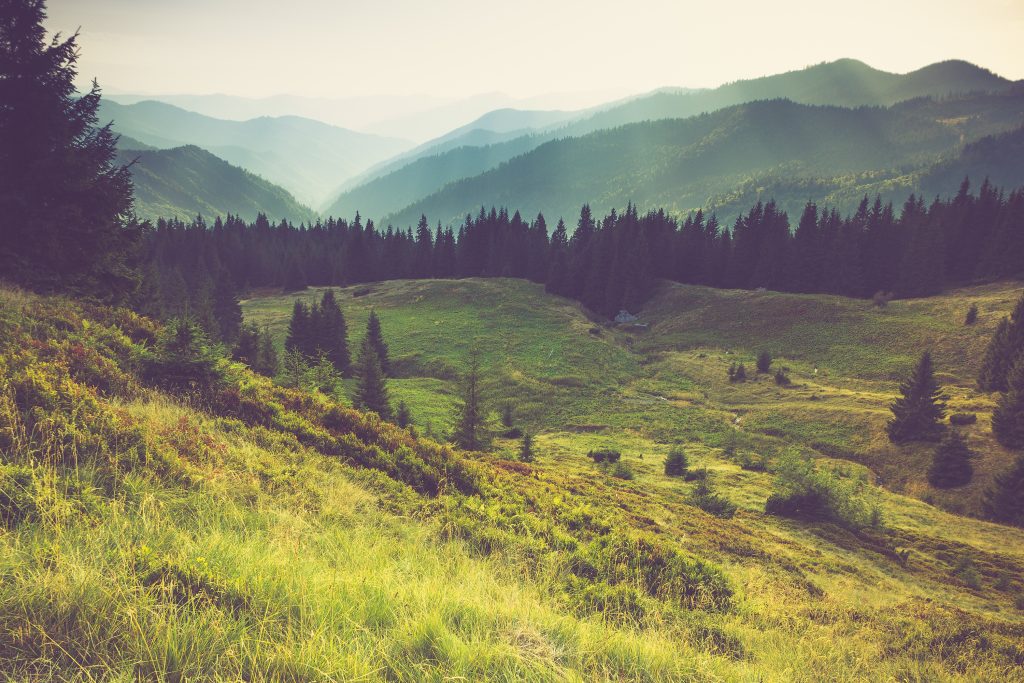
[614,310,639,324]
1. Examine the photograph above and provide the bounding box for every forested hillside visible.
[327,59,1017,223]
[383,92,1024,227]
[118,145,316,223]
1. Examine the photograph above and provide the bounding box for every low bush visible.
[588,449,621,464]
[664,448,688,476]
[774,369,791,386]
[608,461,634,480]
[764,450,876,530]
[690,478,737,519]
[684,467,709,482]
[949,412,977,426]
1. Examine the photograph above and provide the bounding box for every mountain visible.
[381,90,1024,228]
[98,100,412,206]
[921,125,1024,195]
[105,89,636,143]
[118,145,316,223]
[325,59,1016,223]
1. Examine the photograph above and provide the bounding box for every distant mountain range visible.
[118,145,315,223]
[99,100,410,206]
[326,59,1018,223]
[106,59,1024,227]
[382,90,1024,227]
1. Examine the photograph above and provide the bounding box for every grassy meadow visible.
[0,279,1022,680]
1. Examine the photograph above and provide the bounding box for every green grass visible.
[3,279,1024,681]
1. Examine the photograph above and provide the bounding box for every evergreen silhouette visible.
[992,355,1024,449]
[0,0,139,300]
[354,335,391,420]
[396,401,411,428]
[317,289,351,376]
[927,431,974,488]
[284,300,313,358]
[453,349,485,450]
[984,455,1024,526]
[978,293,1024,392]
[664,448,688,476]
[364,310,391,376]
[519,433,535,463]
[887,351,946,443]
[136,180,1024,322]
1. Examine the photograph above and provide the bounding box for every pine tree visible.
[664,448,688,476]
[518,433,535,463]
[0,0,139,300]
[984,455,1024,526]
[978,293,1024,392]
[993,355,1024,449]
[232,324,260,367]
[142,318,223,398]
[212,272,242,345]
[887,351,947,443]
[354,336,391,419]
[396,401,411,428]
[284,300,311,357]
[756,351,772,373]
[279,348,311,390]
[927,430,974,488]
[453,349,485,450]
[364,310,391,376]
[255,327,279,377]
[979,318,1014,391]
[318,289,351,376]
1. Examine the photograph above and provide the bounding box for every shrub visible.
[953,556,983,590]
[664,448,688,476]
[965,304,979,325]
[609,461,634,480]
[764,450,875,530]
[690,478,737,519]
[873,290,893,308]
[949,412,977,426]
[774,369,791,386]
[141,319,225,401]
[728,363,747,383]
[684,467,709,482]
[588,449,621,464]
[736,451,767,472]
[756,351,772,373]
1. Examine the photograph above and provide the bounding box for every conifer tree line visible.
[136,178,1024,319]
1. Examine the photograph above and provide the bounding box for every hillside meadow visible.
[0,280,1022,680]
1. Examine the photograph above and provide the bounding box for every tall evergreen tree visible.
[978,292,1024,392]
[364,310,390,376]
[452,349,485,450]
[887,351,947,443]
[318,289,351,376]
[993,356,1024,449]
[284,300,312,357]
[927,430,974,488]
[0,0,139,300]
[979,318,1014,392]
[354,335,391,420]
[984,455,1024,526]
[212,271,242,344]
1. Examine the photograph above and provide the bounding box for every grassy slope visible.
[3,281,1024,680]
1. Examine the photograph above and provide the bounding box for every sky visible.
[48,0,1024,101]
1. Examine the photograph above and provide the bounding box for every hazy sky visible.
[49,0,1024,100]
